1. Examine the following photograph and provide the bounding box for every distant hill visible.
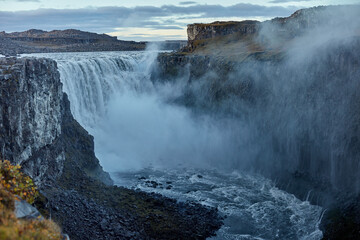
[0,29,146,55]
[3,29,117,41]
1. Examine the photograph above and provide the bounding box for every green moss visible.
[192,21,252,27]
[0,160,39,204]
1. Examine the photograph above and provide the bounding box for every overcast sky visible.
[0,0,359,41]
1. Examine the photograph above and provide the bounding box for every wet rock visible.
[3,74,11,80]
[15,199,42,220]
[145,180,159,188]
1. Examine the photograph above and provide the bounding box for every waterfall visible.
[45,51,240,172]
[56,51,155,130]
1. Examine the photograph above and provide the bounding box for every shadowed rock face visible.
[0,57,65,184]
[0,57,113,186]
[187,21,260,42]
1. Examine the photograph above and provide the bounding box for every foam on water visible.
[112,168,323,240]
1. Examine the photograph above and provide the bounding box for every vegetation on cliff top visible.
[189,20,257,27]
[0,160,62,239]
[0,160,39,204]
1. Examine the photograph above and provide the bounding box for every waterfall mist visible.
[93,92,244,171]
[48,50,246,173]
[151,5,360,193]
[30,5,360,195]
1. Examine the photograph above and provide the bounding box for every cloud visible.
[269,0,312,3]
[0,0,40,1]
[179,1,197,5]
[0,3,298,40]
[162,3,298,17]
[149,25,183,30]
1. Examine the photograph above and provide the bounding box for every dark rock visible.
[187,20,259,51]
[15,199,43,220]
[0,57,65,185]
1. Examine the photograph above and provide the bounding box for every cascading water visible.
[50,51,155,129]
[22,51,324,239]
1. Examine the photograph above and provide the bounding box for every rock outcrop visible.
[187,20,259,42]
[186,21,259,52]
[0,57,65,185]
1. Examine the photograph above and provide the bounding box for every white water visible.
[23,51,323,239]
[113,168,323,240]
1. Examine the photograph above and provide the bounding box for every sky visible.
[0,0,359,41]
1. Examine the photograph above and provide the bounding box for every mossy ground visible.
[0,160,62,240]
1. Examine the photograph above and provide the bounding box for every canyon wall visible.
[0,58,65,184]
